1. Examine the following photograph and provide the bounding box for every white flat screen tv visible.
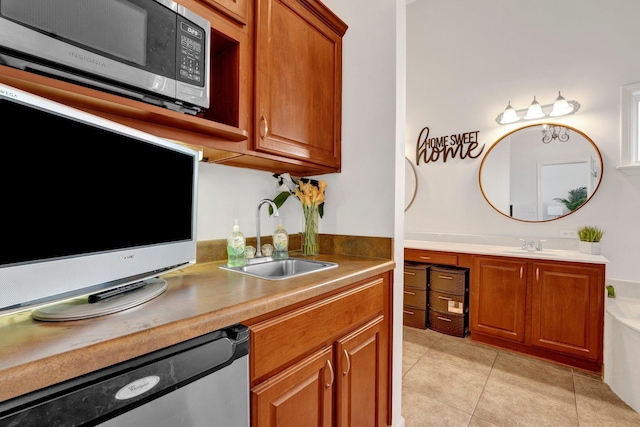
[0,83,199,317]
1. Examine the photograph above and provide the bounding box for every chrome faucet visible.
[520,238,545,252]
[255,199,279,257]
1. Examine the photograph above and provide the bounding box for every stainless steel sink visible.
[220,257,338,280]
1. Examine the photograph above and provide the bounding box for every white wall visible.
[406,0,640,281]
[196,1,404,425]
[197,1,397,242]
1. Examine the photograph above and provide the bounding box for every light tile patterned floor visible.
[402,326,640,427]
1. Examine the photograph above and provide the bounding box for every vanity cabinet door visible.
[530,262,604,361]
[471,257,527,343]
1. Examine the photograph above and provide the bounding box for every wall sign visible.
[416,126,484,165]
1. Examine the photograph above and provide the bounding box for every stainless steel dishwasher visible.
[0,324,250,427]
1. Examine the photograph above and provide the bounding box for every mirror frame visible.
[478,123,603,222]
[405,157,418,211]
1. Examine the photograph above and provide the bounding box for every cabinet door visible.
[199,0,248,24]
[530,262,603,361]
[255,0,346,169]
[471,257,527,342]
[251,347,334,427]
[335,316,386,427]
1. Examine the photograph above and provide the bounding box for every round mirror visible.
[479,123,603,222]
[405,157,418,211]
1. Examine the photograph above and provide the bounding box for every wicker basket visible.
[404,263,428,289]
[429,289,467,314]
[430,266,467,294]
[429,308,468,337]
[403,307,427,329]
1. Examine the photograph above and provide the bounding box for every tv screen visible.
[0,83,199,316]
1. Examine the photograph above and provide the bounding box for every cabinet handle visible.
[259,116,268,138]
[438,295,452,301]
[536,268,539,281]
[437,316,452,322]
[438,275,453,280]
[404,271,416,276]
[342,349,351,376]
[325,360,334,389]
[403,309,415,315]
[419,256,432,260]
[404,290,416,296]
[520,267,523,279]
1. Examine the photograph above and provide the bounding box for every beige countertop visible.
[405,239,609,264]
[0,254,394,402]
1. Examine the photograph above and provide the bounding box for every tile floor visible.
[402,326,640,427]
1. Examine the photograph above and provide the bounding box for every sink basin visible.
[498,249,576,258]
[220,257,338,280]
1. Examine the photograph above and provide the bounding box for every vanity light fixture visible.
[496,91,580,125]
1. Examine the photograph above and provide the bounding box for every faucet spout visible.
[256,199,279,257]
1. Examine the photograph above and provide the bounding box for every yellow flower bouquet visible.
[272,173,327,255]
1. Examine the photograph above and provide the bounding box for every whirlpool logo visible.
[115,376,161,400]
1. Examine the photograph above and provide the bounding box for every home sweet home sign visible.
[415,126,484,165]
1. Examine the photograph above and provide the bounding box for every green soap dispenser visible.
[227,219,246,267]
[273,220,289,259]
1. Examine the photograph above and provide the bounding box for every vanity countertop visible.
[0,254,394,403]
[405,239,609,264]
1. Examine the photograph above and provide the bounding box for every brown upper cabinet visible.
[200,0,249,24]
[0,0,347,176]
[254,0,347,171]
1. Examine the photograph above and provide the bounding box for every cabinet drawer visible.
[429,309,467,338]
[429,289,466,314]
[403,265,428,289]
[250,277,386,382]
[430,266,467,294]
[403,286,427,309]
[405,249,458,265]
[403,306,426,329]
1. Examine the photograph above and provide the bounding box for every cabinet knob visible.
[259,116,268,138]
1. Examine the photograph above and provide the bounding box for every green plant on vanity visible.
[577,225,605,255]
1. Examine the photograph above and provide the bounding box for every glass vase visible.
[302,204,320,256]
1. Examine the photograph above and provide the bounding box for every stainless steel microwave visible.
[0,0,210,115]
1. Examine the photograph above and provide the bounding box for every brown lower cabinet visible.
[471,256,605,373]
[248,273,392,426]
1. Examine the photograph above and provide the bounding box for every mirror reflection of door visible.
[539,161,590,221]
[479,123,603,222]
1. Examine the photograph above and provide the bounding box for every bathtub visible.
[604,279,640,413]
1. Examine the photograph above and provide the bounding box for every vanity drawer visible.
[430,266,468,294]
[429,289,466,314]
[403,286,427,309]
[404,264,428,289]
[405,249,458,266]
[403,306,426,329]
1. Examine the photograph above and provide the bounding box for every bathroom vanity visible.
[405,242,607,374]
